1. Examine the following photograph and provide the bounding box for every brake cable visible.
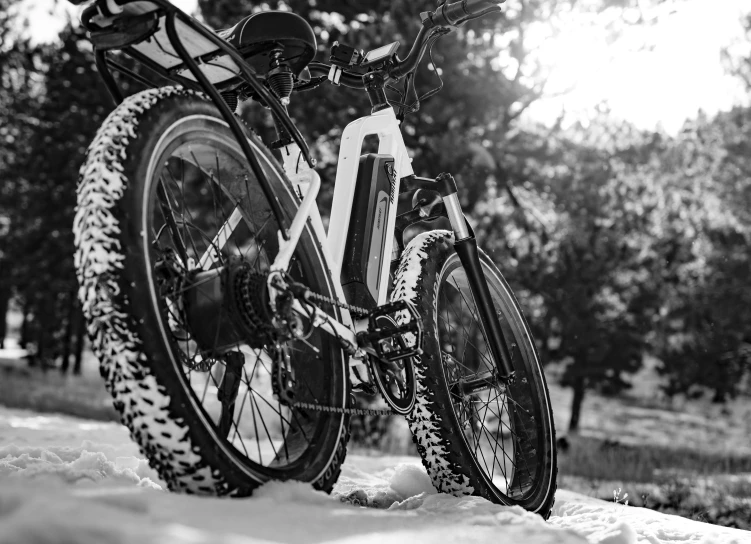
[399,27,450,117]
[414,38,446,105]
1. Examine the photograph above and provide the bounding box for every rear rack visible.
[76,0,316,239]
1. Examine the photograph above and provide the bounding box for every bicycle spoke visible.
[442,286,494,368]
[166,161,203,262]
[232,386,251,458]
[436,261,553,502]
[247,383,264,463]
[248,389,280,460]
[143,133,343,479]
[199,205,243,269]
[156,178,190,265]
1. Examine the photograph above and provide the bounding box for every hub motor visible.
[182,262,277,352]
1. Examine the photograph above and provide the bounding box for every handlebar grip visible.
[432,0,503,27]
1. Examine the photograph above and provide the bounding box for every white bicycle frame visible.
[269,105,414,353]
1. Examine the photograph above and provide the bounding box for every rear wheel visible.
[392,230,557,517]
[74,87,348,495]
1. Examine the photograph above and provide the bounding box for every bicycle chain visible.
[290,399,395,416]
[304,290,370,319]
[277,283,395,416]
[160,247,391,415]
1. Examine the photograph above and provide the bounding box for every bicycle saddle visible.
[218,11,317,76]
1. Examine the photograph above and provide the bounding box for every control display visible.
[361,42,400,67]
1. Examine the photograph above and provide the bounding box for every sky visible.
[521,0,751,134]
[20,0,751,135]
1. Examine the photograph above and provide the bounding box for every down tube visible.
[328,107,414,306]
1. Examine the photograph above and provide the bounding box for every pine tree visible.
[4,23,114,366]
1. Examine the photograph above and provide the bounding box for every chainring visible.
[367,315,417,415]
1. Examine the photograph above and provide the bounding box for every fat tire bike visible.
[70,0,557,517]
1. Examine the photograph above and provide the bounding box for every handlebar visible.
[390,25,432,80]
[308,62,366,89]
[429,0,503,28]
[307,0,503,89]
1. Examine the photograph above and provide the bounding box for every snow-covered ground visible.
[0,407,748,544]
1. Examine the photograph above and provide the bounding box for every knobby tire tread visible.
[391,230,557,518]
[74,86,349,496]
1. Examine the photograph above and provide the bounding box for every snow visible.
[0,407,749,544]
[0,344,28,366]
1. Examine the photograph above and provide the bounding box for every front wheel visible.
[392,230,557,518]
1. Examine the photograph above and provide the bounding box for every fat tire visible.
[392,230,557,518]
[74,87,349,495]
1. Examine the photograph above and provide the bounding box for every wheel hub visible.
[181,262,277,353]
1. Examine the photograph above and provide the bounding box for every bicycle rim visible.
[142,115,345,478]
[437,254,552,503]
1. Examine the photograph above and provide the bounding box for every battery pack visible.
[341,154,396,309]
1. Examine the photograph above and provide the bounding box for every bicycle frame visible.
[84,0,516,378]
[268,106,414,352]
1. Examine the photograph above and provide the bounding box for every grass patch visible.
[559,434,751,482]
[0,365,118,422]
[563,474,751,530]
[560,434,751,530]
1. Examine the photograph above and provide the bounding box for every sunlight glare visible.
[23,0,200,44]
[523,0,750,134]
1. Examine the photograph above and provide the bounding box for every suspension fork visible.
[402,173,516,380]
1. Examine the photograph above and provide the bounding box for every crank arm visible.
[290,298,359,355]
[266,272,360,355]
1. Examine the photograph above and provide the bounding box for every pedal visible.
[357,300,422,362]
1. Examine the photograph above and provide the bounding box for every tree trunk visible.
[73,310,86,375]
[35,318,46,371]
[0,286,10,349]
[37,296,56,373]
[568,375,586,433]
[60,291,76,374]
[19,299,30,349]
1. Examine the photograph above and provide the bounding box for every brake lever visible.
[294,76,328,93]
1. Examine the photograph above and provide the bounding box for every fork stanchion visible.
[163,11,291,241]
[453,236,515,380]
[405,172,516,380]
